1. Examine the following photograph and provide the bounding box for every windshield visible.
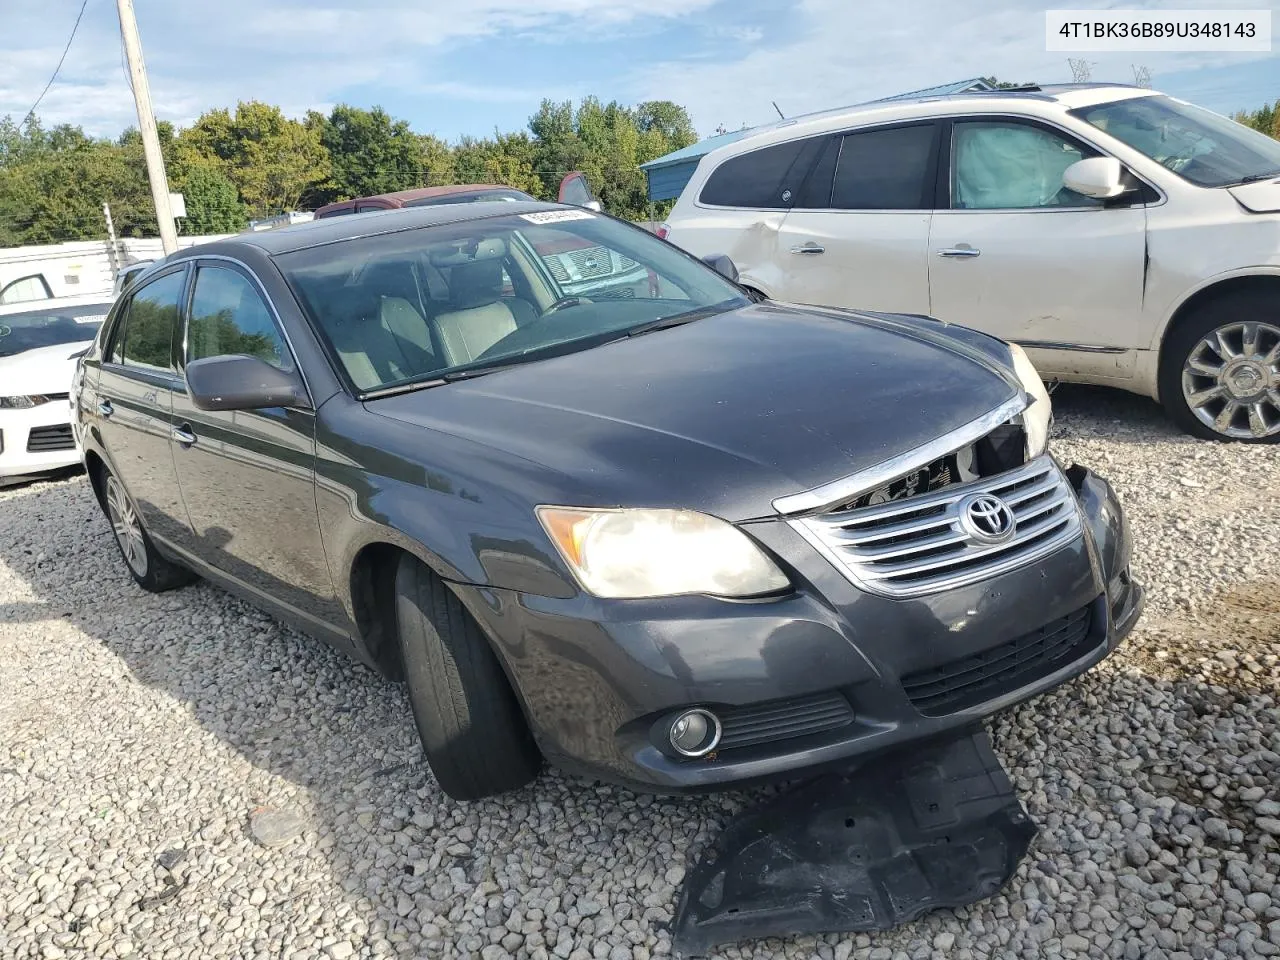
[0,302,111,358]
[278,210,748,393]
[1074,95,1280,188]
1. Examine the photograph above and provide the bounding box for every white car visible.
[0,295,113,482]
[662,84,1280,442]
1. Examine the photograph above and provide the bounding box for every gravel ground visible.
[1,384,1278,960]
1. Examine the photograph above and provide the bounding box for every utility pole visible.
[102,201,120,276]
[115,0,176,255]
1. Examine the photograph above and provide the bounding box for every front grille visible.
[26,424,75,452]
[717,691,854,752]
[901,604,1096,716]
[792,457,1082,598]
[542,256,570,283]
[565,245,611,279]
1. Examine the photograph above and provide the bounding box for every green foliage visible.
[1233,101,1280,140]
[310,104,423,206]
[1,94,699,243]
[176,164,246,234]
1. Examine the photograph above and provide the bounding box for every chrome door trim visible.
[1016,339,1128,354]
[771,393,1029,516]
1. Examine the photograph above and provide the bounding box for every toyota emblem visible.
[958,493,1017,545]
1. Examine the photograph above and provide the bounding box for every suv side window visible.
[952,120,1101,210]
[699,136,825,208]
[119,270,185,372]
[829,124,938,210]
[187,265,290,369]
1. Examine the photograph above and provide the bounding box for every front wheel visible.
[394,555,541,800]
[1159,291,1280,442]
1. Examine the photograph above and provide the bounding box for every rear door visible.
[168,260,336,617]
[928,117,1148,378]
[774,122,940,314]
[93,267,191,545]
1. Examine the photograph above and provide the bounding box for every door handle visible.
[172,425,197,446]
[97,400,114,418]
[937,247,981,258]
[790,243,825,255]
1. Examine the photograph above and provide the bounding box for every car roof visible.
[0,293,116,317]
[313,184,532,215]
[169,200,571,258]
[703,84,1158,158]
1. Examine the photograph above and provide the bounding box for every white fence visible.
[0,234,233,302]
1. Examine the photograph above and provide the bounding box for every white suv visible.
[663,84,1280,442]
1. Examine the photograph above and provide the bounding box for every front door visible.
[93,267,191,546]
[168,261,338,620]
[928,117,1148,380]
[774,122,940,314]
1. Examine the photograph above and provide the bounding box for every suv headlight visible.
[1008,343,1052,458]
[536,506,790,599]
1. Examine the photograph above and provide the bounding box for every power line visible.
[21,0,92,124]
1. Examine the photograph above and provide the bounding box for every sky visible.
[0,0,1276,145]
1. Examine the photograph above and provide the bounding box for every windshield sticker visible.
[519,210,596,224]
[75,314,107,324]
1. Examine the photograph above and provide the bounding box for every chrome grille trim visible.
[771,393,1028,516]
[791,456,1082,598]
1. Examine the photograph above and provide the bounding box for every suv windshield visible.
[1075,95,1280,188]
[0,302,111,357]
[279,211,748,394]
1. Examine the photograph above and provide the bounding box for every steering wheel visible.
[544,296,592,315]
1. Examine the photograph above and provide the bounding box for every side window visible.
[187,266,289,369]
[121,270,185,372]
[0,273,54,304]
[699,137,825,208]
[795,137,841,208]
[107,302,129,365]
[830,124,938,210]
[952,121,1101,210]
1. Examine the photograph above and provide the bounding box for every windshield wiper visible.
[626,299,741,338]
[1233,171,1280,185]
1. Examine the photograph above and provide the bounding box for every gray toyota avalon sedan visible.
[72,202,1143,800]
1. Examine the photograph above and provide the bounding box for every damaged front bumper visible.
[672,728,1037,957]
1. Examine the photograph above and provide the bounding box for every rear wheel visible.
[394,555,541,800]
[101,468,195,592]
[1160,291,1280,442]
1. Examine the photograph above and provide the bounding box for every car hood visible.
[367,303,1022,521]
[1228,179,1280,213]
[0,341,92,396]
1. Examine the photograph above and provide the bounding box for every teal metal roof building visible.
[640,77,995,202]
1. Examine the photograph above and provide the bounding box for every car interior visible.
[299,236,546,390]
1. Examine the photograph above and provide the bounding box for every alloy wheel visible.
[105,474,149,577]
[1180,320,1280,440]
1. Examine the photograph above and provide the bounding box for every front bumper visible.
[0,402,81,480]
[455,463,1142,792]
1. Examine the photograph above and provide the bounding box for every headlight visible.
[0,396,38,409]
[1008,343,1052,458]
[536,506,790,599]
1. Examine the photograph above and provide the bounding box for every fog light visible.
[669,708,722,757]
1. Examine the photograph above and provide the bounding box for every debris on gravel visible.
[1,385,1277,960]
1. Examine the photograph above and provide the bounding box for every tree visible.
[173,101,329,217]
[177,165,245,234]
[1234,101,1279,140]
[312,104,422,205]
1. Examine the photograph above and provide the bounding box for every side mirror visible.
[701,253,739,283]
[185,355,310,412]
[1063,157,1129,200]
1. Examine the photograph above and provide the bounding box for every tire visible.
[1159,290,1280,443]
[394,555,541,800]
[99,465,196,592]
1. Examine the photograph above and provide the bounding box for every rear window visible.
[699,137,825,208]
[830,124,938,210]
